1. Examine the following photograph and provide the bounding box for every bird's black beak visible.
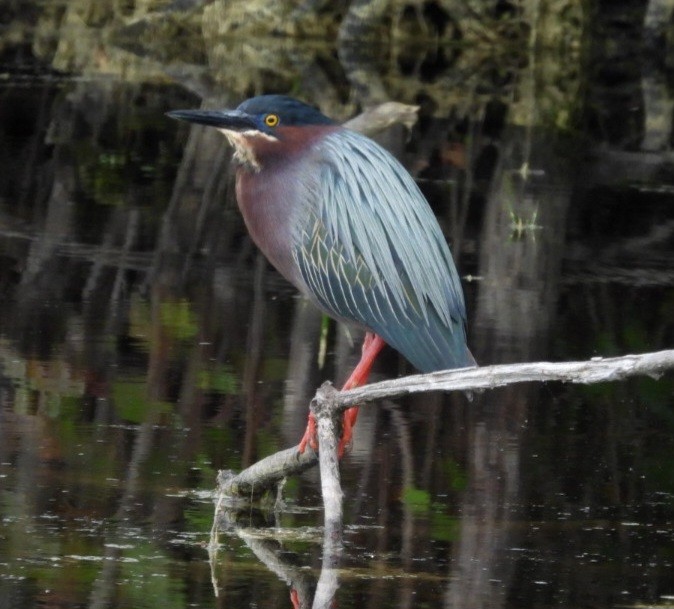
[166,109,257,131]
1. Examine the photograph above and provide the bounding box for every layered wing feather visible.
[292,128,472,372]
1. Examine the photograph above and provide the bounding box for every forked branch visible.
[217,349,674,501]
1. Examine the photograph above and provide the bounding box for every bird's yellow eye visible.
[264,114,280,127]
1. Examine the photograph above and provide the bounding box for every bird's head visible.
[167,95,336,170]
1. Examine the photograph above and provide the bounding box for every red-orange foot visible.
[298,412,317,454]
[297,332,386,456]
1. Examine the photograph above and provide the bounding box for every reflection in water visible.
[213,507,318,607]
[445,125,573,607]
[1,3,674,609]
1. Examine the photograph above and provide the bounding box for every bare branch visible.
[313,383,344,545]
[217,349,674,500]
[330,349,674,410]
[217,447,316,501]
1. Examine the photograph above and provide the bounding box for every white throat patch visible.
[219,129,278,172]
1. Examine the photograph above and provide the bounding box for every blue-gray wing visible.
[292,128,472,372]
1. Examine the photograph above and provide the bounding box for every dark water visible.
[2,8,674,609]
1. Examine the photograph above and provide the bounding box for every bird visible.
[167,95,475,455]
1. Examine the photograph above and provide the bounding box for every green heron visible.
[168,95,475,454]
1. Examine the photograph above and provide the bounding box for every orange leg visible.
[297,412,317,454]
[298,332,386,455]
[338,333,385,456]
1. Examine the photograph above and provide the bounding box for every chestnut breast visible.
[234,125,338,290]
